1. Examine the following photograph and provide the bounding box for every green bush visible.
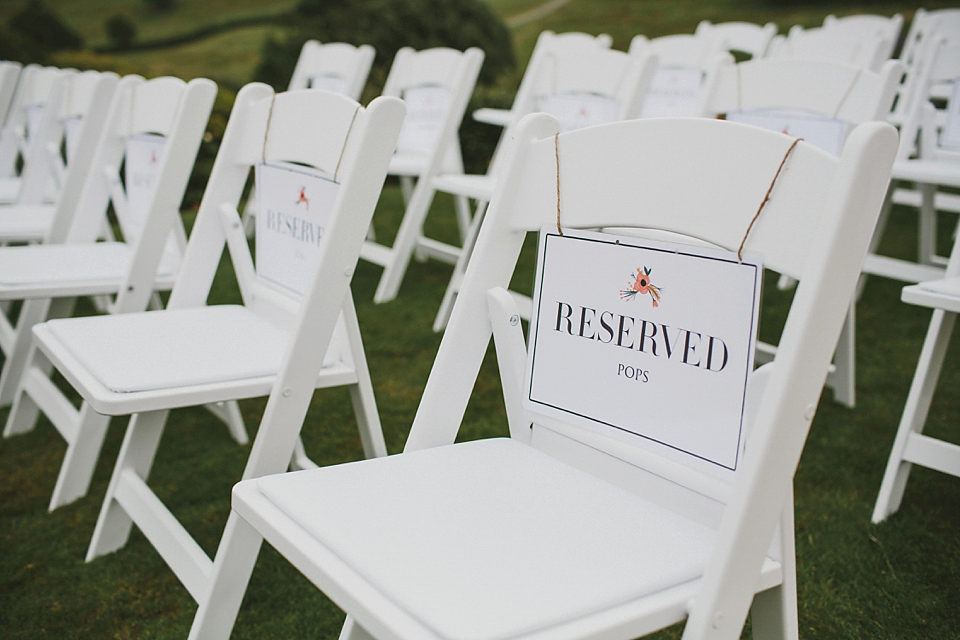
[253,0,517,172]
[8,0,83,55]
[105,14,137,50]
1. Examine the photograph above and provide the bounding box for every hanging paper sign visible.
[540,92,619,133]
[939,77,960,150]
[727,110,845,156]
[524,228,762,477]
[640,68,703,118]
[307,73,350,95]
[255,162,339,298]
[63,115,82,163]
[395,85,452,155]
[124,133,166,234]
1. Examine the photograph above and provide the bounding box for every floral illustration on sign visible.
[295,186,310,211]
[621,266,662,307]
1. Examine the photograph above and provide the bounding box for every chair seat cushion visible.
[0,242,179,287]
[255,438,716,640]
[892,158,960,188]
[42,306,294,393]
[903,277,960,313]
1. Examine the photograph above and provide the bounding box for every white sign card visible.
[939,77,960,150]
[395,85,452,155]
[640,67,703,118]
[524,228,762,478]
[307,73,349,95]
[255,162,339,298]
[124,133,166,233]
[540,92,620,133]
[727,110,846,156]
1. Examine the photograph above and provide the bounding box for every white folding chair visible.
[767,23,893,72]
[872,227,960,523]
[822,13,904,63]
[242,40,375,235]
[0,75,216,508]
[25,89,402,618]
[864,36,960,289]
[471,30,612,130]
[187,113,897,640]
[0,68,119,246]
[0,65,73,206]
[432,44,658,330]
[694,20,778,60]
[0,61,22,132]
[630,33,732,119]
[699,57,902,409]
[359,46,484,304]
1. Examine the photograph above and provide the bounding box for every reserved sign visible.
[541,92,620,133]
[727,110,845,156]
[525,228,762,477]
[395,85,452,155]
[124,133,166,232]
[255,161,339,298]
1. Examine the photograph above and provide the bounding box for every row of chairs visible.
[0,10,951,640]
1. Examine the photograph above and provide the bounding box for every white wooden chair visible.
[242,40,375,235]
[432,44,658,330]
[699,57,902,409]
[863,36,960,290]
[872,227,960,523]
[0,65,72,206]
[359,46,484,304]
[27,86,404,620]
[0,68,119,246]
[630,34,732,119]
[694,20,778,60]
[471,30,612,130]
[186,113,898,640]
[822,13,904,63]
[0,75,216,507]
[767,23,893,72]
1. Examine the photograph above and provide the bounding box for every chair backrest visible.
[769,24,893,71]
[900,8,960,69]
[630,32,715,68]
[823,13,904,61]
[700,58,904,150]
[695,20,778,59]
[168,87,405,334]
[405,112,897,635]
[899,36,960,161]
[380,46,483,164]
[0,65,68,185]
[519,31,613,107]
[287,40,375,100]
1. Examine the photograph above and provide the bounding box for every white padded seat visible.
[0,204,54,241]
[41,305,327,393]
[892,159,960,188]
[247,438,723,640]
[0,242,179,292]
[902,277,960,312]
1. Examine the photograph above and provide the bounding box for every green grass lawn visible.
[1,0,960,638]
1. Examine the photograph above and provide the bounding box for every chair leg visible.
[48,402,112,510]
[204,400,249,445]
[872,308,956,523]
[918,183,938,266]
[433,200,487,332]
[751,493,799,640]
[87,409,170,559]
[857,184,895,300]
[339,616,377,640]
[826,304,856,408]
[3,344,56,437]
[373,173,439,304]
[341,293,387,459]
[0,296,73,407]
[187,512,265,640]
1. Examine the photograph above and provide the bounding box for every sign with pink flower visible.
[524,227,762,477]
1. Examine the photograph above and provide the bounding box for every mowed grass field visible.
[1,0,960,638]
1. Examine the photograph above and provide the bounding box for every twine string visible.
[554,132,563,236]
[333,104,361,183]
[261,93,277,164]
[737,137,802,262]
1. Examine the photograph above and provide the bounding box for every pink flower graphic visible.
[620,266,662,307]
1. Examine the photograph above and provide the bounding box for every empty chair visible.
[25,88,403,624]
[822,13,904,62]
[695,20,778,60]
[0,68,119,246]
[432,43,658,330]
[700,57,902,408]
[186,109,897,639]
[359,46,484,304]
[768,23,893,72]
[1,75,216,508]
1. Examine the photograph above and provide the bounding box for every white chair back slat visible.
[288,40,375,100]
